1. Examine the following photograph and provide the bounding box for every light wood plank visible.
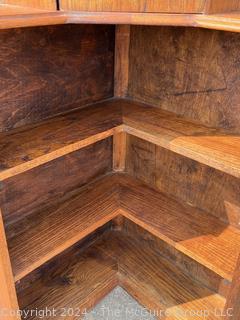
[0,209,20,320]
[6,175,119,281]
[97,231,226,319]
[204,0,240,14]
[2,1,56,10]
[61,0,205,13]
[6,173,240,283]
[113,132,127,172]
[121,100,240,179]
[0,100,123,181]
[17,238,118,320]
[119,175,240,281]
[17,229,225,320]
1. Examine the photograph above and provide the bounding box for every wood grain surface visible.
[1,138,113,226]
[97,230,226,320]
[5,173,240,283]
[128,26,240,131]
[60,0,205,13]
[122,100,240,179]
[17,233,118,320]
[0,25,114,132]
[3,1,56,10]
[0,100,121,181]
[0,209,20,320]
[17,228,225,320]
[126,135,240,228]
[6,173,119,281]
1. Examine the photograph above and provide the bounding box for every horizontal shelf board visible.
[98,231,226,319]
[0,100,123,181]
[122,100,240,178]
[7,174,240,282]
[1,98,239,181]
[119,175,240,281]
[17,237,118,319]
[1,9,240,32]
[17,229,225,320]
[6,174,119,281]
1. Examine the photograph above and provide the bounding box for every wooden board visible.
[17,233,118,320]
[17,228,225,320]
[2,1,56,10]
[204,0,240,14]
[0,100,122,181]
[126,134,240,229]
[6,173,240,283]
[60,0,205,13]
[128,26,240,131]
[1,97,239,199]
[96,231,226,319]
[119,175,240,281]
[114,25,130,98]
[121,219,231,299]
[0,25,114,132]
[5,174,119,281]
[0,210,20,320]
[1,138,113,226]
[224,255,240,319]
[122,99,240,179]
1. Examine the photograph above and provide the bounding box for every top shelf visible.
[0,98,239,181]
[0,5,240,32]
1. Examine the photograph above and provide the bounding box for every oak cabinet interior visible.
[0,23,240,320]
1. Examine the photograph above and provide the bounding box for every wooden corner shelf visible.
[0,100,122,181]
[119,175,240,281]
[6,174,119,282]
[121,100,240,179]
[1,98,239,182]
[6,173,240,283]
[17,229,226,320]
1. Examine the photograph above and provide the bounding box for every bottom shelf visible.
[17,226,225,320]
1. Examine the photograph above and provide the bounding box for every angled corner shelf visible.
[1,99,239,182]
[16,228,226,320]
[0,100,123,181]
[6,174,240,283]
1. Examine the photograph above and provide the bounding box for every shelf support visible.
[0,209,20,320]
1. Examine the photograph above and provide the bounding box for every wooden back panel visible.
[126,135,240,229]
[60,0,205,13]
[204,0,240,14]
[0,25,114,132]
[128,26,240,132]
[2,1,56,10]
[0,138,113,226]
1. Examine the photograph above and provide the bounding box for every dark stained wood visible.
[0,100,122,181]
[121,218,231,299]
[126,135,240,228]
[1,138,113,226]
[0,25,114,132]
[128,26,240,131]
[5,173,119,281]
[17,234,118,320]
[114,25,130,98]
[96,230,226,319]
